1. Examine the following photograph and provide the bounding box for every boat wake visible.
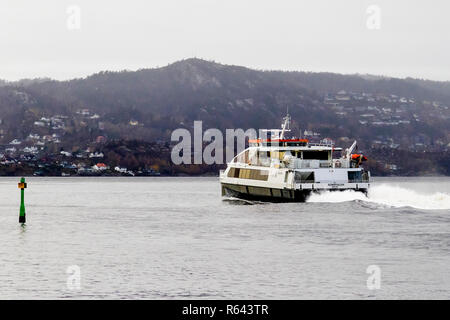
[306,184,450,210]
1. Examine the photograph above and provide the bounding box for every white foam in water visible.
[307,184,450,210]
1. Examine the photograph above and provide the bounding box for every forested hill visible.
[0,58,449,175]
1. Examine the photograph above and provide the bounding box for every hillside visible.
[1,58,449,176]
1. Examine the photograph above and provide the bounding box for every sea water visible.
[0,176,449,299]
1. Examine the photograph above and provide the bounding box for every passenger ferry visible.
[220,115,370,202]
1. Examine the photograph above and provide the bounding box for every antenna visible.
[280,111,291,140]
[286,106,290,128]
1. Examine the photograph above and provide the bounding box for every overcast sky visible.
[0,0,449,81]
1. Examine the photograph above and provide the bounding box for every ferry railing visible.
[238,157,353,170]
[307,142,335,147]
[288,159,333,169]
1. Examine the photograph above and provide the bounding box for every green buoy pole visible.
[18,177,27,224]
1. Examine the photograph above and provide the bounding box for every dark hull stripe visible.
[221,183,310,202]
[221,183,367,203]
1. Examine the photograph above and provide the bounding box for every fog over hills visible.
[0,58,449,175]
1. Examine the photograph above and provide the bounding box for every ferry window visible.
[257,151,270,159]
[249,150,258,165]
[255,151,271,167]
[227,168,240,178]
[302,151,328,160]
[294,171,315,183]
[232,168,268,181]
[287,142,305,146]
[348,171,362,182]
[235,150,249,163]
[333,150,342,158]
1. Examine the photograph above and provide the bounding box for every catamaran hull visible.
[221,183,368,203]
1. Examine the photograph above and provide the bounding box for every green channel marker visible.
[18,177,27,224]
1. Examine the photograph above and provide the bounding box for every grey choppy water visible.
[0,176,449,299]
